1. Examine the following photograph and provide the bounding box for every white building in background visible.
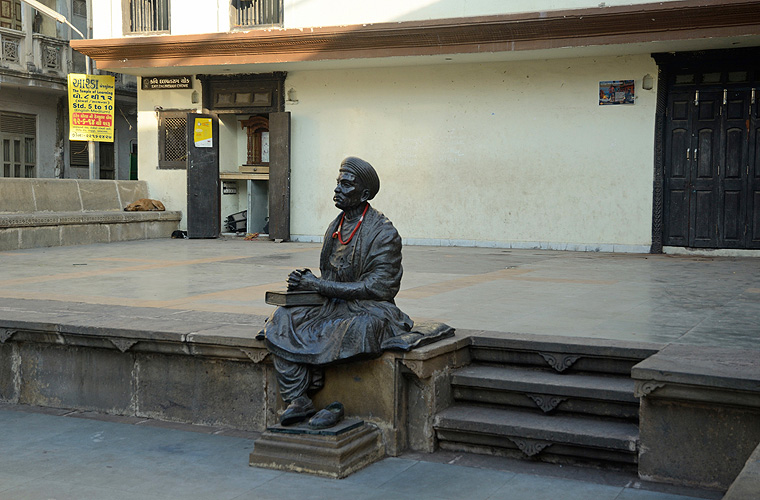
[73,0,760,251]
[0,0,136,180]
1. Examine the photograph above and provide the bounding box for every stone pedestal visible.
[249,419,384,479]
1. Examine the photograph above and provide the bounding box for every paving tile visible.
[340,457,418,488]
[0,479,167,500]
[488,473,623,500]
[239,470,419,500]
[376,460,514,500]
[615,488,714,500]
[0,472,35,494]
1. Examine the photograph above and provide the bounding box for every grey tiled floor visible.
[0,406,719,500]
[0,240,755,499]
[0,239,759,349]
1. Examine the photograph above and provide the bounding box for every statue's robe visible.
[262,205,412,366]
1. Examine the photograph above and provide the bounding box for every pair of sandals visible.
[280,397,344,429]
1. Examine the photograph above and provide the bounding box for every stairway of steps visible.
[433,336,661,469]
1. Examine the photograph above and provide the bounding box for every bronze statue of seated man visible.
[259,156,452,429]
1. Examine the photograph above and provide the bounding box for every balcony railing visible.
[232,0,282,28]
[128,0,170,33]
[0,28,23,69]
[32,34,69,77]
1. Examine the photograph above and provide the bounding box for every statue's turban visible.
[340,157,380,200]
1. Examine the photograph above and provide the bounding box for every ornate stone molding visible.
[400,359,427,379]
[538,352,580,373]
[0,328,17,343]
[634,380,666,398]
[109,338,138,352]
[240,348,269,363]
[526,394,567,413]
[508,437,553,457]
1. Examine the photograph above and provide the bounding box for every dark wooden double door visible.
[664,86,760,248]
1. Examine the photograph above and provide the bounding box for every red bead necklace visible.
[332,203,369,245]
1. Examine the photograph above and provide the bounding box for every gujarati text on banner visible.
[68,74,116,142]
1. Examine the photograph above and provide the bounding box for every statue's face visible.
[334,171,366,210]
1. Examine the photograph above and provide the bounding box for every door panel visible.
[719,90,749,247]
[663,87,757,248]
[690,91,721,247]
[749,94,760,248]
[186,113,220,238]
[664,93,692,246]
[268,111,291,241]
[722,189,743,241]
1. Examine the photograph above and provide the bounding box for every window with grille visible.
[158,110,188,169]
[124,0,170,34]
[231,0,282,28]
[1,112,36,178]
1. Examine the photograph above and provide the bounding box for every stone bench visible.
[0,178,181,251]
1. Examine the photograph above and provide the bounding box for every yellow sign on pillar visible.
[68,74,116,142]
[193,117,213,148]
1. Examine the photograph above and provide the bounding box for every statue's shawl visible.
[263,206,413,365]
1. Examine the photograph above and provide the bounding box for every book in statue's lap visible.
[265,290,327,307]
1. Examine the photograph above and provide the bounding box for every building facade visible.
[73,0,760,251]
[0,0,137,181]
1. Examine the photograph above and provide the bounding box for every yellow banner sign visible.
[193,118,213,148]
[68,74,115,142]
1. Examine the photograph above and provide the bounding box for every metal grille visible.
[73,0,87,17]
[233,0,281,27]
[129,0,170,33]
[163,117,187,162]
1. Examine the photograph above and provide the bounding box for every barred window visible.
[158,110,188,169]
[232,0,282,28]
[1,112,36,178]
[125,0,170,34]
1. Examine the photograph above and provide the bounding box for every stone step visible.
[434,404,639,466]
[452,364,638,419]
[468,335,662,375]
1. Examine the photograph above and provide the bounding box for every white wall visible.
[281,0,678,28]
[285,54,658,249]
[93,0,683,38]
[137,80,198,227]
[134,55,658,250]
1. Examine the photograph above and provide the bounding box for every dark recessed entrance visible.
[653,49,760,250]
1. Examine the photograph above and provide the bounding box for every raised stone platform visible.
[0,178,181,250]
[0,308,470,457]
[249,419,384,478]
[632,344,760,490]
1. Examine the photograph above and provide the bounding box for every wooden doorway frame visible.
[651,47,760,253]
